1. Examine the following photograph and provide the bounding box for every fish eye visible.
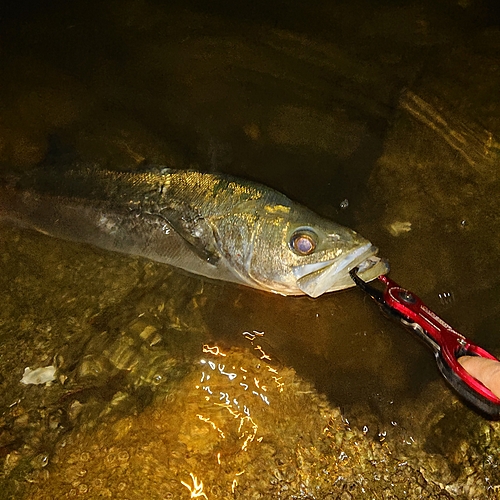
[289,229,317,255]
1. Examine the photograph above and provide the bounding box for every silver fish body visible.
[0,167,388,297]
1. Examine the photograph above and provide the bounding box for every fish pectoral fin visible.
[156,206,220,266]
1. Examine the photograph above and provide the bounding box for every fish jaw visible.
[293,243,389,298]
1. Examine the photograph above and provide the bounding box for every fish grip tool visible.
[350,269,500,418]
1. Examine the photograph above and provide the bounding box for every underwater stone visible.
[20,366,56,385]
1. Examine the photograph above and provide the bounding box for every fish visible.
[0,166,388,297]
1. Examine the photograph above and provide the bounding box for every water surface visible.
[1,0,500,498]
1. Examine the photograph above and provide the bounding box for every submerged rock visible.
[23,346,500,499]
[21,366,57,386]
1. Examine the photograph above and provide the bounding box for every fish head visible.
[238,204,389,297]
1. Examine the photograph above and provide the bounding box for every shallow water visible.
[1,0,500,498]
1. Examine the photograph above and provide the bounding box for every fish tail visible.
[0,176,35,226]
[0,180,19,219]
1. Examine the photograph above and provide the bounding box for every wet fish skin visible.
[0,166,388,297]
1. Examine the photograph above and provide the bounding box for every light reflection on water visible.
[19,332,455,498]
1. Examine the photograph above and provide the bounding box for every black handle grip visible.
[435,352,500,419]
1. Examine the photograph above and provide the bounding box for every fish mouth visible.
[293,243,389,298]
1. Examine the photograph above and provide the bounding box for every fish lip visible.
[293,242,375,280]
[293,243,385,297]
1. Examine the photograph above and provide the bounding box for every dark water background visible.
[1,0,500,496]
